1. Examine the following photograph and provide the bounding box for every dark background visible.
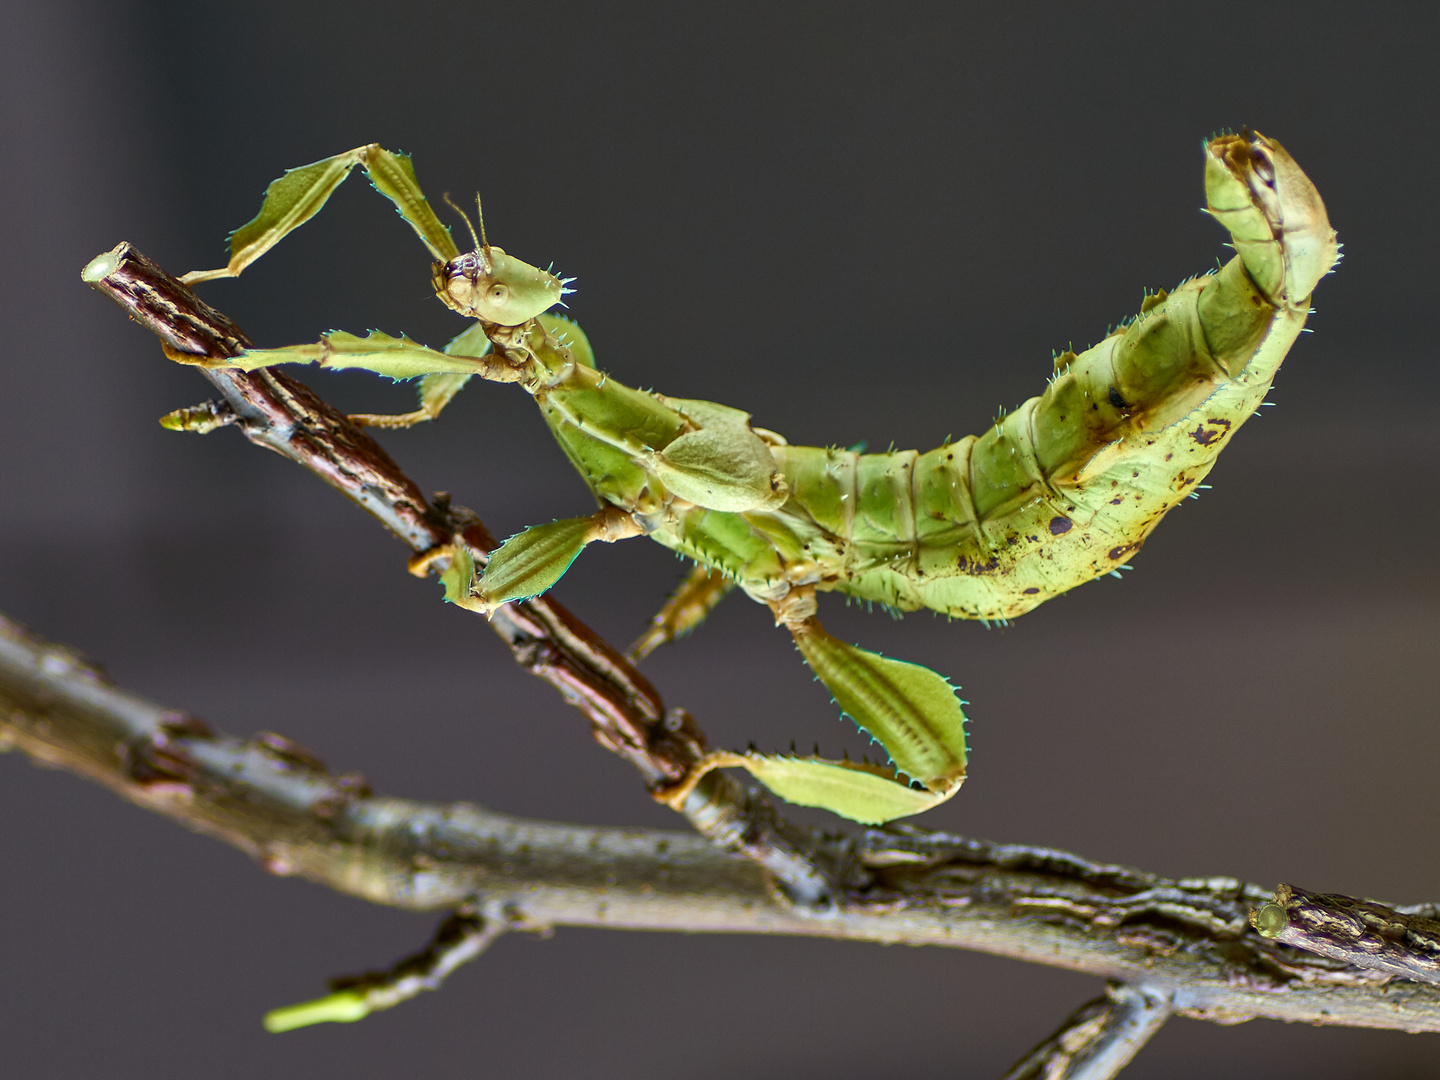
[3,2,1438,1076]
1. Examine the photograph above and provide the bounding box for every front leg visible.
[222,328,522,381]
[349,314,594,430]
[346,324,493,429]
[181,144,459,284]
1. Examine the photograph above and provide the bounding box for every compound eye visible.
[1248,142,1275,185]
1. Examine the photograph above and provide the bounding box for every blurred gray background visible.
[3,2,1438,1076]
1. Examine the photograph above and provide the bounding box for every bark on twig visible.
[1252,884,1440,987]
[1000,983,1173,1080]
[5,611,1440,1035]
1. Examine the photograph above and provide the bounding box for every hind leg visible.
[628,564,735,661]
[412,504,644,613]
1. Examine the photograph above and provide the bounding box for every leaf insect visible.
[129,132,1337,824]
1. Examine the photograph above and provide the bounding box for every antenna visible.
[442,192,481,252]
[474,193,489,251]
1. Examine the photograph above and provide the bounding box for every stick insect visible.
[122,132,1337,824]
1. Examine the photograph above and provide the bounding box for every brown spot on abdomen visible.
[1189,417,1233,447]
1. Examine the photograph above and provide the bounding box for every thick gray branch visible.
[5,612,1440,1035]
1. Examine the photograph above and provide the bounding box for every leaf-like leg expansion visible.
[407,542,480,610]
[184,145,458,284]
[657,592,969,824]
[223,329,518,381]
[353,315,589,430]
[470,505,644,612]
[474,517,594,609]
[348,324,492,428]
[628,564,735,661]
[182,147,368,284]
[1000,982,1172,1080]
[656,748,957,826]
[264,910,506,1032]
[359,146,460,262]
[784,614,967,799]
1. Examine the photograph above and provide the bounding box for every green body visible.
[536,252,1291,620]
[154,133,1337,828]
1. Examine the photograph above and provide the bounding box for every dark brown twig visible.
[1252,883,1440,987]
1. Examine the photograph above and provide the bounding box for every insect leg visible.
[183,145,457,285]
[349,373,475,429]
[350,314,595,429]
[468,504,645,612]
[660,587,971,824]
[782,611,968,798]
[654,605,970,825]
[212,328,508,381]
[627,564,735,661]
[346,323,495,428]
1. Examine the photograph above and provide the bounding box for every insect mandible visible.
[134,132,1338,824]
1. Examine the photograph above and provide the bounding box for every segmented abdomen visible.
[753,252,1301,620]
